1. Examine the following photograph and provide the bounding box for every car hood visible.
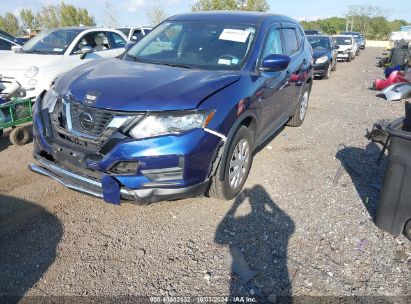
[55,58,241,111]
[0,53,64,70]
[312,49,329,59]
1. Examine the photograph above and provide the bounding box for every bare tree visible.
[345,4,390,35]
[146,5,168,27]
[101,2,119,28]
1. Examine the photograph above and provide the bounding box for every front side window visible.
[131,29,143,41]
[73,32,110,53]
[127,21,256,70]
[110,32,126,48]
[281,29,299,56]
[262,28,283,58]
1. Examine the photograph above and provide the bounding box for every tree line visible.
[0,1,94,36]
[301,4,409,40]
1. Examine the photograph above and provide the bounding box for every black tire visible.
[207,125,253,200]
[287,83,311,127]
[0,129,3,137]
[331,61,337,71]
[405,220,411,241]
[347,54,352,62]
[9,126,31,146]
[323,63,331,79]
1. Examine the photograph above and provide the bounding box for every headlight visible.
[41,87,60,113]
[24,66,39,78]
[345,48,352,53]
[316,56,328,64]
[129,111,215,139]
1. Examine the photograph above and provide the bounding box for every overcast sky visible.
[0,0,410,27]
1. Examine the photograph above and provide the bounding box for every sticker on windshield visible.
[218,58,231,65]
[219,29,250,43]
[53,48,63,52]
[345,40,351,43]
[231,58,239,65]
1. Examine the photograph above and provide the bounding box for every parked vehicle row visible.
[307,31,364,79]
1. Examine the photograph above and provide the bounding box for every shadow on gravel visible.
[215,185,294,302]
[336,142,387,219]
[0,131,11,152]
[0,194,63,303]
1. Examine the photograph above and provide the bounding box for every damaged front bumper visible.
[31,97,224,204]
[29,156,210,203]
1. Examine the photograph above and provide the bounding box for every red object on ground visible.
[374,71,411,91]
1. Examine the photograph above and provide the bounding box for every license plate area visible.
[53,145,86,169]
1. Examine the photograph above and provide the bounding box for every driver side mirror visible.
[259,54,291,72]
[131,35,138,42]
[333,45,340,50]
[80,46,94,59]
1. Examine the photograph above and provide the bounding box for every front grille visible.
[70,102,115,137]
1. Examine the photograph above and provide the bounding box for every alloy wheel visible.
[299,91,309,120]
[229,138,250,190]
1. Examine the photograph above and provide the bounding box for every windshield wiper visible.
[23,49,56,55]
[126,53,144,62]
[157,62,193,69]
[125,54,193,69]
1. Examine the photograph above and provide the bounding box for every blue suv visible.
[30,12,313,204]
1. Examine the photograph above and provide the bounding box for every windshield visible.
[22,29,82,55]
[342,32,360,38]
[118,28,131,37]
[308,37,330,50]
[332,37,352,45]
[127,21,256,70]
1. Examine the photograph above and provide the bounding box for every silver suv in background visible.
[117,26,153,43]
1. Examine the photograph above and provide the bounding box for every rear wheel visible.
[287,83,310,127]
[10,126,31,146]
[208,125,253,200]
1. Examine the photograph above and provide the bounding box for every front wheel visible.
[207,125,253,200]
[323,63,331,79]
[287,84,311,127]
[331,61,337,71]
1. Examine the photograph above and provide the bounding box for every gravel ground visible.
[0,48,410,302]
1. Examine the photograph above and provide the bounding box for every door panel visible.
[257,24,292,138]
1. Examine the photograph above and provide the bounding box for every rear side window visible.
[281,29,299,56]
[262,28,283,58]
[110,32,126,48]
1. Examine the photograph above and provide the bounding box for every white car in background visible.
[332,35,358,62]
[0,27,128,99]
[0,37,20,54]
[117,26,153,43]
